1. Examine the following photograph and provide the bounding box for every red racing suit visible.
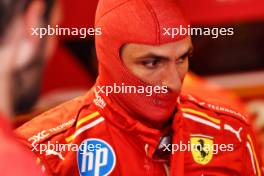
[16,91,263,176]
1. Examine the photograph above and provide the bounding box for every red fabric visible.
[16,92,168,175]
[170,94,263,175]
[15,92,263,175]
[60,0,99,39]
[178,0,264,25]
[41,45,94,96]
[95,0,188,123]
[0,114,42,176]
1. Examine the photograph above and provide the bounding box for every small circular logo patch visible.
[77,138,116,176]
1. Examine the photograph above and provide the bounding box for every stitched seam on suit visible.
[142,0,161,44]
[95,0,131,25]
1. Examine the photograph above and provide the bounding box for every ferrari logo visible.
[190,135,213,165]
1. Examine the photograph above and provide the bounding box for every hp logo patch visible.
[77,138,116,176]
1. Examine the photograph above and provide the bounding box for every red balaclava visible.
[95,0,188,125]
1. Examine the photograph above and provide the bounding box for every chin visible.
[141,104,176,126]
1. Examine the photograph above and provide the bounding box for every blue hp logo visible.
[77,138,116,176]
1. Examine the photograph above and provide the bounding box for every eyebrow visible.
[137,46,194,61]
[179,46,193,59]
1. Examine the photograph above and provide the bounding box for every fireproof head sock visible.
[95,0,189,125]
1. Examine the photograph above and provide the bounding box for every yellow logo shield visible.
[190,135,214,165]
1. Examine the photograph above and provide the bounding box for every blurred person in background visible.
[0,0,56,175]
[16,0,263,175]
[0,0,57,117]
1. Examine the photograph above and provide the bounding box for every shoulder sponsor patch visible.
[182,94,248,123]
[77,138,116,176]
[28,118,76,146]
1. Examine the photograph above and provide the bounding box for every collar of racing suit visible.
[92,88,174,161]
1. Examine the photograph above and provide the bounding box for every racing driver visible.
[16,0,263,175]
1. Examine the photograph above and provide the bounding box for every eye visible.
[142,58,162,69]
[177,53,192,64]
[176,56,188,64]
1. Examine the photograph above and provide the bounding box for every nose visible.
[162,64,184,93]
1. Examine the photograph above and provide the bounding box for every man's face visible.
[121,37,193,93]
